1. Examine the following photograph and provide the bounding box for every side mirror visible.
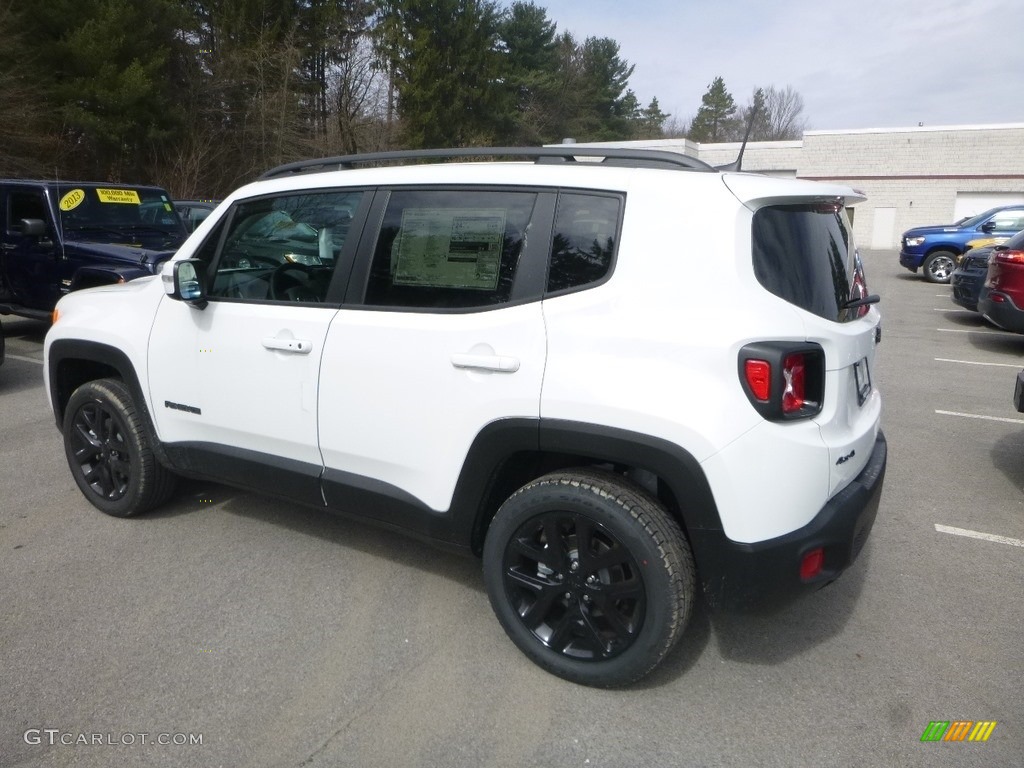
[18,218,46,237]
[161,259,207,309]
[980,221,996,233]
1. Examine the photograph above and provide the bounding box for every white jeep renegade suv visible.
[44,147,886,687]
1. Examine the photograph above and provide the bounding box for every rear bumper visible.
[979,290,1024,333]
[692,431,887,611]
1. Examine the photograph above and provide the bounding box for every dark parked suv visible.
[0,180,188,320]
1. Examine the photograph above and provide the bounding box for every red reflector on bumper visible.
[800,547,824,581]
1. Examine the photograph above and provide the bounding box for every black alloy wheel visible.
[483,469,695,687]
[502,510,646,661]
[69,400,133,502]
[63,378,176,517]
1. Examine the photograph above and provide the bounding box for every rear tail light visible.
[739,342,824,421]
[744,360,771,401]
[993,249,1024,265]
[782,353,807,413]
[849,251,870,319]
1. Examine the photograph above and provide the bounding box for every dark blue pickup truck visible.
[0,180,188,320]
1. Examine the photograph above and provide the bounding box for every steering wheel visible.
[268,262,321,302]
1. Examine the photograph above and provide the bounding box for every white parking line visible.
[935,358,1021,368]
[933,308,975,312]
[935,524,1024,549]
[5,354,44,366]
[935,409,1024,424]
[937,327,1015,336]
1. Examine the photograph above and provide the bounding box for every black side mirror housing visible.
[19,218,46,236]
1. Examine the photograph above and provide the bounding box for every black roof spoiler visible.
[260,146,716,180]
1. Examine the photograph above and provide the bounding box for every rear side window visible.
[547,193,621,294]
[752,203,861,322]
[364,189,535,309]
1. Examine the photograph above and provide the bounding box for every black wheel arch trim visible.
[50,339,147,428]
[536,419,723,531]
[48,338,177,473]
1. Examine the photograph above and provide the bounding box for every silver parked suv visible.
[45,147,886,686]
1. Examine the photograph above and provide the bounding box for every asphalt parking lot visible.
[1,249,1022,768]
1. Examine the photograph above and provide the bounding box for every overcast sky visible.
[542,0,1024,132]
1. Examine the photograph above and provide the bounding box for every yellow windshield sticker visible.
[96,188,141,205]
[59,189,86,211]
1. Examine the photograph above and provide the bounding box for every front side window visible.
[547,193,621,294]
[752,203,864,322]
[990,209,1024,232]
[363,189,536,309]
[7,191,49,234]
[208,190,363,303]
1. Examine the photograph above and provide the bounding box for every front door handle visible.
[262,337,312,354]
[451,353,520,373]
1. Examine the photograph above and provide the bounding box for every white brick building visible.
[567,124,1024,248]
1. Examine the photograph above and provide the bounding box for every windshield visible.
[55,185,188,247]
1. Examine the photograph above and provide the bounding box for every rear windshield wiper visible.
[843,294,881,310]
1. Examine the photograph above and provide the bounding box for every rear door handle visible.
[451,353,520,373]
[262,337,312,354]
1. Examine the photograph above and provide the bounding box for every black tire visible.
[923,250,956,283]
[62,378,176,517]
[482,469,695,687]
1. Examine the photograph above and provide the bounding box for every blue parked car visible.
[899,205,1024,283]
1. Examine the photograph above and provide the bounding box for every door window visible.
[207,190,364,303]
[362,189,536,309]
[990,209,1024,232]
[6,191,49,235]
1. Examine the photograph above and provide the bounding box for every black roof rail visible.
[259,146,715,180]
